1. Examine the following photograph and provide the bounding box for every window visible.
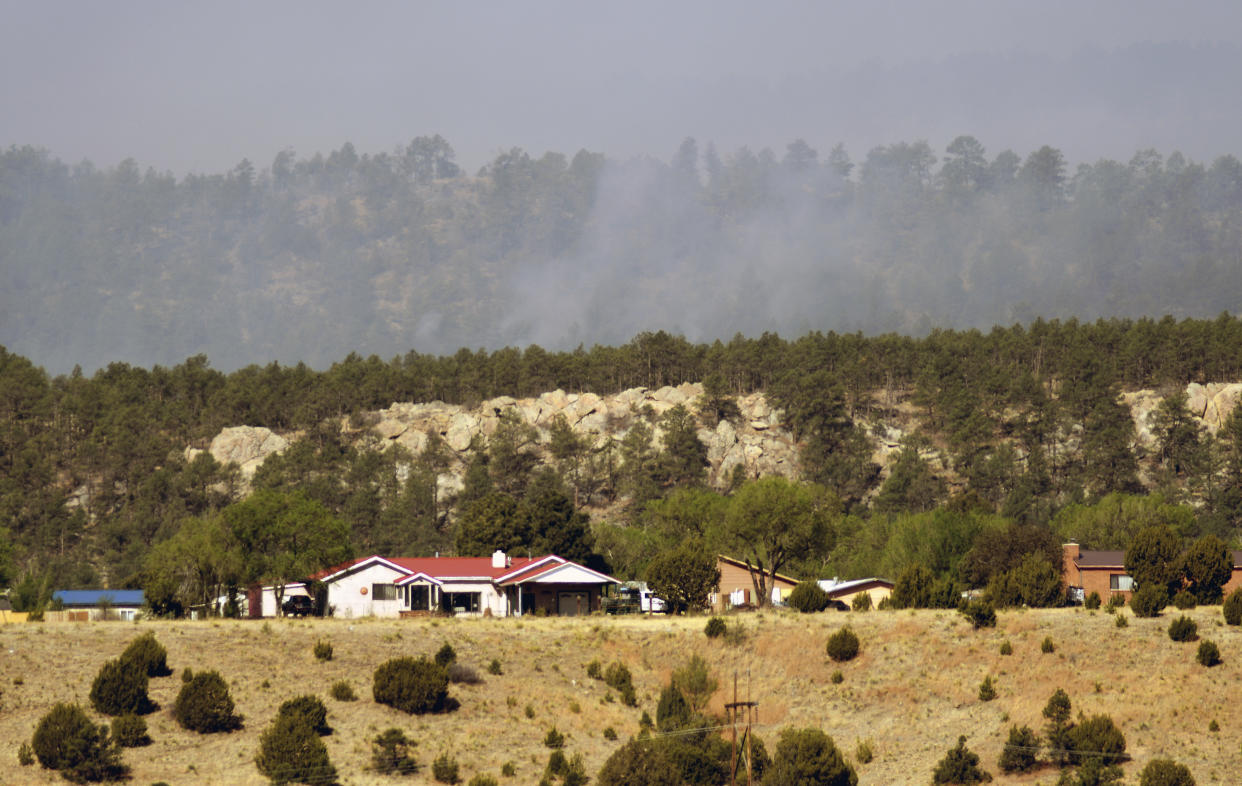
[1109,574,1133,592]
[372,583,399,601]
[444,592,480,614]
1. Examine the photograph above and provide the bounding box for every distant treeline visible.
[2,134,1242,371]
[4,313,1242,599]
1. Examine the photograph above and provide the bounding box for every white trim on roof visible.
[497,555,565,582]
[318,555,412,583]
[503,561,618,586]
[393,572,446,587]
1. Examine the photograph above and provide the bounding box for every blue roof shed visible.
[52,590,145,608]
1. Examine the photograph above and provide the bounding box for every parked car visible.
[282,595,314,617]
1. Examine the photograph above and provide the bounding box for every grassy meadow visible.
[1,606,1239,784]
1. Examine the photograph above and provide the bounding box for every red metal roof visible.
[312,554,557,582]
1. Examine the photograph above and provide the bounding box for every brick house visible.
[1063,542,1242,602]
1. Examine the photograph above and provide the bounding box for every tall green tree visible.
[717,477,835,607]
[223,490,352,613]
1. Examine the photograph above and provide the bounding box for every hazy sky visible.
[4,1,1242,174]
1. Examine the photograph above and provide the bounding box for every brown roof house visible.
[1062,543,1132,602]
[712,555,800,610]
[1063,542,1242,602]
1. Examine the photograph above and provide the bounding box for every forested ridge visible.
[3,134,1242,372]
[4,313,1242,614]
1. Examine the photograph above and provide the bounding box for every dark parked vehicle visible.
[282,595,314,617]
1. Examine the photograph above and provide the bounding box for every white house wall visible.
[329,564,410,619]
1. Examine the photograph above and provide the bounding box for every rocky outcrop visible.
[362,383,800,490]
[186,426,289,479]
[193,380,1242,498]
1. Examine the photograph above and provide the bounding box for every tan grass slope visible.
[0,608,1237,784]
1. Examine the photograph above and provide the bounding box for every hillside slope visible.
[0,608,1235,784]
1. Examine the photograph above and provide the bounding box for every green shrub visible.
[656,684,691,732]
[544,727,565,749]
[111,713,150,747]
[525,703,536,718]
[998,725,1039,773]
[255,713,338,785]
[435,642,457,667]
[1168,616,1198,642]
[371,728,417,775]
[596,739,680,786]
[1066,713,1127,767]
[1197,639,1222,667]
[181,667,193,683]
[586,659,602,679]
[765,727,857,786]
[120,632,172,677]
[432,752,460,784]
[1041,636,1055,654]
[603,726,617,741]
[855,738,874,764]
[18,741,34,766]
[173,670,242,733]
[448,663,482,684]
[329,681,356,701]
[488,659,503,675]
[90,657,156,716]
[1172,590,1197,610]
[32,702,128,782]
[1107,593,1126,610]
[1225,589,1242,625]
[932,735,991,784]
[603,662,637,706]
[1084,591,1101,610]
[1138,758,1196,786]
[831,670,844,684]
[501,761,516,776]
[851,592,872,612]
[978,676,996,702]
[787,581,831,613]
[468,775,499,786]
[277,695,331,736]
[313,640,333,661]
[999,640,1013,655]
[826,626,860,662]
[704,616,727,638]
[959,600,997,629]
[1130,585,1168,618]
[373,656,450,714]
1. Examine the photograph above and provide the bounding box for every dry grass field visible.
[1,606,1239,785]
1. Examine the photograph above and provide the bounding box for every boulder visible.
[207,426,289,478]
[445,413,479,452]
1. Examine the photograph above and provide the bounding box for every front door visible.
[557,592,589,616]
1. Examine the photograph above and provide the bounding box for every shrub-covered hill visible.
[0,609,1232,784]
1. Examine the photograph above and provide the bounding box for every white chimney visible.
[492,550,507,569]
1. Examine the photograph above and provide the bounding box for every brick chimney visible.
[1062,542,1080,586]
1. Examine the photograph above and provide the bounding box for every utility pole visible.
[725,671,759,786]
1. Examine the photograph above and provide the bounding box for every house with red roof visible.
[313,550,618,618]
